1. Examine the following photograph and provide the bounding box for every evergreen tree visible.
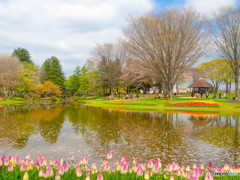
[40,56,65,89]
[12,47,33,64]
[40,59,51,83]
[78,65,89,95]
[66,66,81,95]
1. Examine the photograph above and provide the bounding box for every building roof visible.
[188,79,213,88]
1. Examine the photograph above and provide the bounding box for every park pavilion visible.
[188,79,213,93]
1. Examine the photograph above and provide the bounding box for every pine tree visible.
[40,56,65,89]
[78,65,89,95]
[12,47,33,64]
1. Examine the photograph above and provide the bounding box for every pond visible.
[0,103,239,167]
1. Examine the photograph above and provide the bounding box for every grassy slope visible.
[0,98,26,105]
[84,94,240,115]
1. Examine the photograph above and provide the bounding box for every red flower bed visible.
[0,97,6,100]
[165,102,219,107]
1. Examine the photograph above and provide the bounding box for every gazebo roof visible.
[188,79,213,88]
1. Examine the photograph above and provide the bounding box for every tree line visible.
[0,7,239,99]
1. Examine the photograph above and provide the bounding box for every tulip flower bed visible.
[165,102,219,107]
[0,153,239,180]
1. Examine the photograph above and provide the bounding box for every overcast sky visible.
[0,0,239,77]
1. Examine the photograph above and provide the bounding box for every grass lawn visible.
[0,98,26,105]
[84,93,240,115]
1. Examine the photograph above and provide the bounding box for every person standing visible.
[224,92,226,99]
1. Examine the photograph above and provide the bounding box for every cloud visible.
[185,0,237,16]
[0,0,153,76]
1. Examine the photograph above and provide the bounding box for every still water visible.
[0,103,239,167]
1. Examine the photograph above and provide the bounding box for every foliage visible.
[38,81,62,97]
[12,47,33,64]
[40,56,65,89]
[200,59,227,95]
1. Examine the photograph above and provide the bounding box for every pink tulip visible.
[79,159,83,166]
[25,153,30,160]
[121,163,128,174]
[49,159,55,166]
[86,175,90,180]
[132,158,137,165]
[20,162,26,172]
[115,160,119,165]
[39,169,44,178]
[58,167,64,176]
[170,176,174,180]
[44,171,49,178]
[187,172,192,179]
[82,157,88,165]
[176,169,181,176]
[55,173,60,180]
[76,167,82,177]
[152,162,159,174]
[147,160,153,169]
[121,156,126,162]
[25,159,30,166]
[4,159,9,167]
[193,163,197,170]
[144,171,149,180]
[186,165,190,172]
[14,156,20,165]
[224,164,229,171]
[182,169,187,178]
[64,162,69,172]
[97,174,103,180]
[8,164,13,172]
[48,167,54,177]
[92,162,97,170]
[167,164,173,172]
[200,164,205,170]
[104,163,110,172]
[101,160,106,167]
[38,154,44,160]
[107,152,112,160]
[70,154,75,161]
[137,165,143,177]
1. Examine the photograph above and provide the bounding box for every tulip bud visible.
[107,152,112,160]
[23,172,28,180]
[8,164,14,172]
[97,174,103,180]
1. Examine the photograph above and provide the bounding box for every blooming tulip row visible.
[0,153,239,180]
[165,102,219,107]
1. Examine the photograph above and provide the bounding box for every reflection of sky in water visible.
[0,104,239,167]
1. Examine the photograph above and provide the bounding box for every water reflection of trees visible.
[198,115,240,166]
[67,106,197,165]
[0,104,67,149]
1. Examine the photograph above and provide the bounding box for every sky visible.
[0,0,239,77]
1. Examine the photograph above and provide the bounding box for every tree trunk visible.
[111,85,115,99]
[235,75,239,98]
[225,80,228,93]
[229,81,232,93]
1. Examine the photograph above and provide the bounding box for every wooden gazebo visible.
[188,79,213,93]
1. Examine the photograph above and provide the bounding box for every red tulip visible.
[209,161,212,167]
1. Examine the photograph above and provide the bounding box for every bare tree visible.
[0,55,23,98]
[91,42,129,98]
[188,67,207,83]
[124,8,209,100]
[214,7,240,97]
